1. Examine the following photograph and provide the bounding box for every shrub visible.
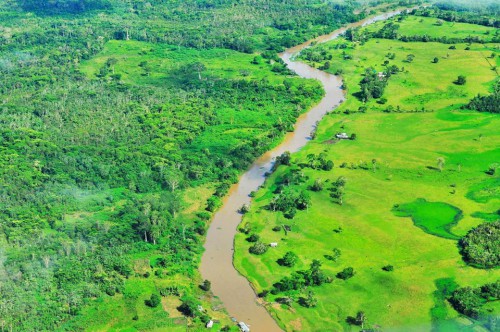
[146,294,161,308]
[246,234,260,242]
[455,75,467,85]
[249,242,268,255]
[336,267,355,280]
[178,295,200,317]
[200,279,211,291]
[382,265,394,271]
[239,204,249,214]
[310,178,324,191]
[278,251,299,267]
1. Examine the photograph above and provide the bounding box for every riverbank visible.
[233,8,499,332]
[200,7,422,332]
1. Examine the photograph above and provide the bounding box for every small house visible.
[238,322,250,332]
[335,132,349,139]
[206,320,214,328]
[270,242,278,247]
[377,72,386,80]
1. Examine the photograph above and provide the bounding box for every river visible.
[200,8,417,332]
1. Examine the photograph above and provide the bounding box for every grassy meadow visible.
[234,14,499,332]
[363,15,497,41]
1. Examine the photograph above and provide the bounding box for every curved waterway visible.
[200,8,417,332]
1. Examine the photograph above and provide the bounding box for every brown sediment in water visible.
[200,8,418,332]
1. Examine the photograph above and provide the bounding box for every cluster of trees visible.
[271,260,332,294]
[303,153,334,171]
[269,187,311,219]
[448,280,499,329]
[17,0,111,14]
[465,80,500,113]
[4,0,364,53]
[329,176,347,205]
[427,3,499,28]
[459,221,499,268]
[358,67,389,102]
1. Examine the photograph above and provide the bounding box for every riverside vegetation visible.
[234,4,499,332]
[0,0,426,330]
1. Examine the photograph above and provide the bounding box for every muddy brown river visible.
[200,8,417,332]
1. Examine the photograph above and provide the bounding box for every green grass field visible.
[363,15,497,41]
[234,17,499,332]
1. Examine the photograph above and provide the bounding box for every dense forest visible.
[1,0,431,330]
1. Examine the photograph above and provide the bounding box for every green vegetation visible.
[459,221,500,268]
[235,8,499,332]
[392,198,463,239]
[448,280,499,331]
[0,0,388,329]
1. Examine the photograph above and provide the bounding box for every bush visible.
[249,242,268,255]
[455,75,467,85]
[382,265,394,271]
[200,279,211,291]
[239,204,249,214]
[246,234,260,242]
[336,267,355,280]
[272,226,282,232]
[278,251,299,267]
[177,295,200,317]
[146,294,161,308]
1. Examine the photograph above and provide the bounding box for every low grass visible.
[307,38,497,113]
[392,198,462,240]
[234,19,499,332]
[363,15,497,41]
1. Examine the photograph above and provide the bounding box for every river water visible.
[200,8,415,332]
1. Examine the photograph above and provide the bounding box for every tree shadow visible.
[346,316,358,325]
